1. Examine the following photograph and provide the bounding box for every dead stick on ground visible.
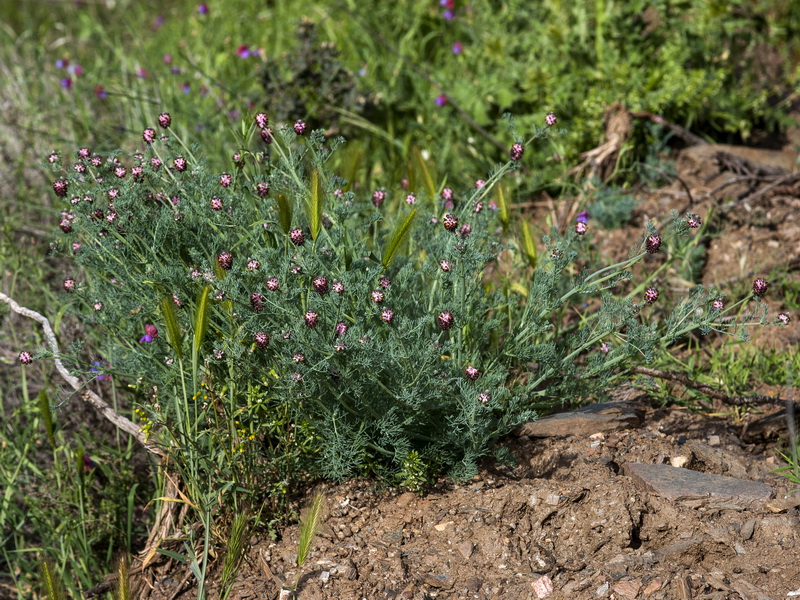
[0,291,165,457]
[632,366,792,407]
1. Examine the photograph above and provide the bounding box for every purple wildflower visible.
[753,278,769,298]
[140,324,159,343]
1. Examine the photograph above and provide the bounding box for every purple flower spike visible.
[753,278,769,298]
[19,351,33,365]
[545,112,557,127]
[198,2,209,14]
[452,41,463,55]
[435,94,448,107]
[576,211,590,223]
[465,365,480,380]
[510,143,524,161]
[644,287,659,304]
[645,234,661,254]
[217,251,233,270]
[437,310,454,330]
[254,331,269,348]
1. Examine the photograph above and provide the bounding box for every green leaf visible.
[308,169,322,241]
[382,208,416,269]
[160,296,183,361]
[192,286,211,391]
[297,493,327,568]
[497,184,510,232]
[520,221,537,268]
[413,146,435,200]
[276,193,293,234]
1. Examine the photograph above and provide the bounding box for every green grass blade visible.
[520,220,537,268]
[382,208,416,269]
[221,513,249,596]
[296,493,327,567]
[308,169,322,241]
[276,192,292,234]
[37,390,56,450]
[497,184,510,232]
[413,146,435,200]
[160,296,183,361]
[39,560,65,600]
[192,286,211,391]
[343,147,362,192]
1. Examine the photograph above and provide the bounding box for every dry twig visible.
[0,291,164,456]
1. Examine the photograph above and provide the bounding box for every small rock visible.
[765,496,800,513]
[596,581,610,596]
[545,493,561,506]
[643,579,663,596]
[396,492,416,507]
[434,520,454,531]
[624,462,773,507]
[465,577,482,593]
[708,435,721,446]
[740,519,756,540]
[423,573,454,589]
[531,575,554,599]
[458,540,474,559]
[613,580,642,599]
[670,456,690,468]
[514,401,644,437]
[320,571,330,583]
[734,543,747,555]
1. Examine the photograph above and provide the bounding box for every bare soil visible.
[148,403,799,600]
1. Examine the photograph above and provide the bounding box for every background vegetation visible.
[1,0,798,598]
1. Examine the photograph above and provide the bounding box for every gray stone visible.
[741,519,756,540]
[514,402,645,438]
[624,462,773,508]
